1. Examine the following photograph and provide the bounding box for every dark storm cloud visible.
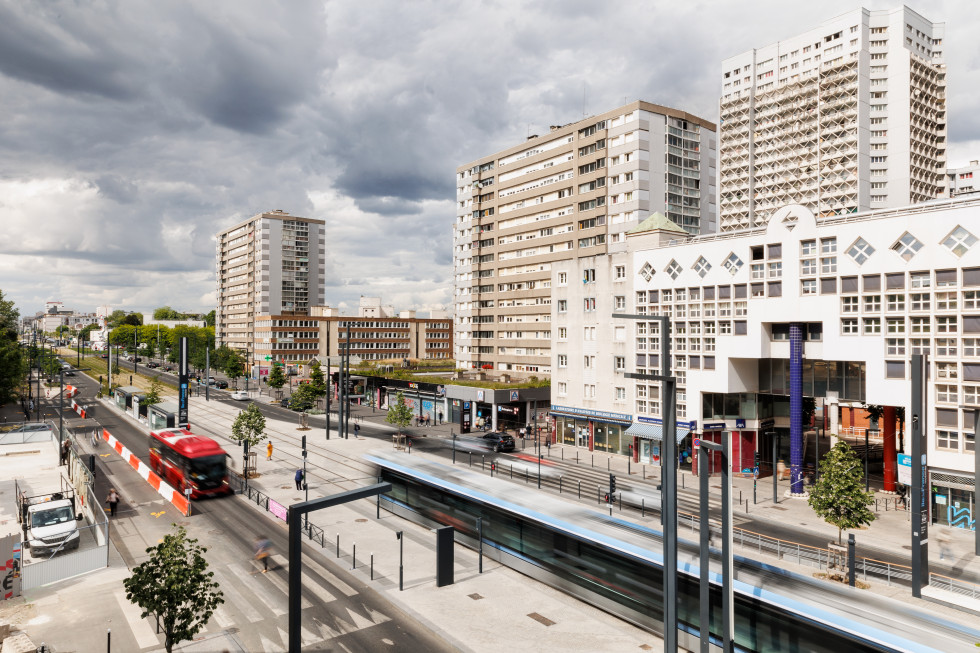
[96,174,139,204]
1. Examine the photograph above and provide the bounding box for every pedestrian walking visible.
[106,488,120,517]
[354,423,360,437]
[254,536,271,573]
[937,532,951,560]
[267,441,273,461]
[295,468,305,491]
[437,411,443,425]
[519,426,526,440]
[60,439,71,465]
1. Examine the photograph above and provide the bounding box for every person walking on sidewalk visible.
[937,531,951,560]
[60,438,71,465]
[267,441,273,461]
[354,423,360,437]
[106,488,120,517]
[294,468,305,491]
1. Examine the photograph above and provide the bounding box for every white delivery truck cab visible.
[24,496,82,556]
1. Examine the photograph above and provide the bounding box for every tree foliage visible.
[143,377,164,410]
[123,525,223,653]
[154,306,182,320]
[231,402,267,447]
[0,289,26,404]
[203,309,215,327]
[309,360,326,398]
[807,441,876,544]
[385,391,414,434]
[289,383,318,412]
[267,363,286,390]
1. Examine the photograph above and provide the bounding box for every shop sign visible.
[703,422,726,431]
[897,454,911,486]
[735,419,746,429]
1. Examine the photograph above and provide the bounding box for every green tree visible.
[153,306,182,320]
[105,310,128,329]
[385,391,414,435]
[807,441,876,544]
[143,378,164,411]
[231,402,267,447]
[203,309,215,328]
[0,289,26,404]
[122,313,143,327]
[309,360,326,406]
[123,525,223,653]
[78,323,98,341]
[267,363,286,397]
[289,383,317,412]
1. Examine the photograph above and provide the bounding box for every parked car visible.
[216,380,228,389]
[279,398,290,408]
[134,357,143,362]
[231,390,249,401]
[480,432,515,453]
[100,354,108,359]
[207,376,217,386]
[63,370,75,377]
[146,361,160,368]
[163,365,174,372]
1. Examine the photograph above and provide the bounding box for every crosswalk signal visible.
[754,450,760,468]
[609,473,617,496]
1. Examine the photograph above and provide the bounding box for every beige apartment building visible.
[453,100,717,378]
[215,210,326,361]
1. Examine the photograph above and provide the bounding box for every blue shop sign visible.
[703,422,726,431]
[735,419,746,429]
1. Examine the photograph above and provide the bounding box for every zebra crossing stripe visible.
[100,427,190,516]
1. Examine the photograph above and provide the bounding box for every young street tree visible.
[385,391,414,435]
[807,441,876,544]
[309,359,327,408]
[142,377,165,412]
[231,402,267,447]
[267,362,286,398]
[123,525,223,653]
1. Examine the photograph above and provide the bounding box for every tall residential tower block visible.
[719,6,946,231]
[454,100,717,377]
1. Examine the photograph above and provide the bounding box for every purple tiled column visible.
[789,323,803,494]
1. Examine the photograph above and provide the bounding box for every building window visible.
[615,265,626,280]
[937,384,957,403]
[842,319,858,335]
[936,338,957,357]
[936,291,957,311]
[891,232,923,261]
[821,256,837,274]
[723,252,743,275]
[910,293,930,312]
[965,339,980,358]
[719,321,732,335]
[863,317,881,334]
[886,317,906,334]
[942,226,978,257]
[864,295,881,312]
[615,387,626,401]
[558,355,568,368]
[558,300,567,312]
[937,430,959,451]
[558,382,567,396]
[666,259,682,280]
[847,237,876,265]
[937,316,957,334]
[694,256,712,278]
[842,297,859,313]
[937,362,958,380]
[801,259,817,276]
[802,279,817,295]
[886,294,905,312]
[768,262,782,278]
[638,262,654,282]
[886,338,906,356]
[751,263,764,280]
[614,356,625,371]
[558,272,568,286]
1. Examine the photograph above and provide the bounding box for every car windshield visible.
[500,435,513,441]
[31,506,74,528]
[187,455,226,482]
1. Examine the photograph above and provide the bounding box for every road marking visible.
[303,555,359,597]
[150,511,166,518]
[211,605,236,629]
[245,560,323,608]
[100,453,112,458]
[113,589,160,649]
[211,569,265,623]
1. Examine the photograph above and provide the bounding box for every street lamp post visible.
[59,369,64,450]
[769,431,779,504]
[698,438,733,653]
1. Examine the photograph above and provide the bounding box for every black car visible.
[480,432,515,453]
[146,361,160,368]
[279,398,290,408]
[216,380,228,389]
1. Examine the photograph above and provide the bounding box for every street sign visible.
[735,419,746,429]
[265,356,271,361]
[897,454,912,486]
[693,437,701,448]
[753,466,759,478]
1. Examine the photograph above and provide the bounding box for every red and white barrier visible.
[65,385,79,398]
[70,398,87,419]
[101,427,190,516]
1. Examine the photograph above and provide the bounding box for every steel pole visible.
[477,517,483,573]
[699,445,710,653]
[721,435,733,652]
[326,329,331,440]
[975,408,980,557]
[865,428,870,492]
[772,432,778,505]
[59,369,64,450]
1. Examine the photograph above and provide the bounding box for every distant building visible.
[946,160,979,197]
[142,318,206,329]
[719,6,947,230]
[215,209,327,360]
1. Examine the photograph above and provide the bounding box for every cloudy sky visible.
[2,0,977,320]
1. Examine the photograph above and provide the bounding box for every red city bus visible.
[148,428,232,499]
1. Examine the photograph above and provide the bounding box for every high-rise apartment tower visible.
[453,100,717,377]
[215,210,326,356]
[718,6,946,231]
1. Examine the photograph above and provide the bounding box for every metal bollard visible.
[641,498,645,517]
[469,452,472,467]
[608,457,610,471]
[482,455,485,471]
[336,533,340,558]
[511,463,513,479]
[597,486,601,505]
[371,553,374,580]
[559,476,562,494]
[619,493,622,511]
[592,454,594,468]
[578,480,581,499]
[352,542,357,570]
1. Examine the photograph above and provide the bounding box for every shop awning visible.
[625,422,689,443]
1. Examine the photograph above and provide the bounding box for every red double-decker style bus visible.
[148,428,231,499]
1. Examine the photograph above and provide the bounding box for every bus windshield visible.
[187,455,226,483]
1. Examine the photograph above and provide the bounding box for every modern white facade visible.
[454,100,717,378]
[552,197,980,529]
[719,6,947,231]
[215,210,327,355]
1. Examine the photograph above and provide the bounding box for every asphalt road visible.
[64,362,451,652]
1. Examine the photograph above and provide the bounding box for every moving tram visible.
[366,450,980,653]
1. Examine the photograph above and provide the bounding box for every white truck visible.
[21,492,82,557]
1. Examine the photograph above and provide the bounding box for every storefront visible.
[930,469,976,530]
[550,406,632,456]
[624,418,696,466]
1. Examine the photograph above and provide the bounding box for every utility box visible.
[435,525,454,587]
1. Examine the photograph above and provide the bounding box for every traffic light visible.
[302,435,307,458]
[754,450,760,468]
[609,473,617,496]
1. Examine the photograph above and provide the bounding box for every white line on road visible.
[113,589,160,649]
